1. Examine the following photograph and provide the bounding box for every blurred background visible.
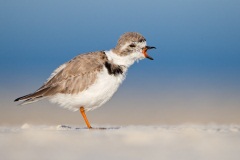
[0,0,239,126]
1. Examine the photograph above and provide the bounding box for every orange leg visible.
[80,107,92,129]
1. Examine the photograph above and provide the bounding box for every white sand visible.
[1,124,240,160]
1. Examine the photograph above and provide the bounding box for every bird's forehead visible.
[117,32,146,44]
[121,34,145,42]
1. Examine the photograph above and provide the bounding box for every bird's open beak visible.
[142,46,156,60]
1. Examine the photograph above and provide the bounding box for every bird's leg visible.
[80,107,92,129]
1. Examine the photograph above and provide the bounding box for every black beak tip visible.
[147,56,154,60]
[146,46,156,50]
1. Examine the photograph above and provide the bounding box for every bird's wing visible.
[15,51,108,104]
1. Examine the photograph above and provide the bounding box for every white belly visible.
[49,67,126,111]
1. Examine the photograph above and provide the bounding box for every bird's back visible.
[15,51,108,105]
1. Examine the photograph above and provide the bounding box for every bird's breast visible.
[49,67,127,111]
[82,67,126,110]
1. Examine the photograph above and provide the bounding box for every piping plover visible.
[14,32,156,129]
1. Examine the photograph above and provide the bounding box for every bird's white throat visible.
[105,50,144,67]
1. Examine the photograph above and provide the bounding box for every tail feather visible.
[14,93,35,102]
[19,97,45,105]
[14,87,51,105]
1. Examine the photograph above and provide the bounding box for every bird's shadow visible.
[59,125,120,130]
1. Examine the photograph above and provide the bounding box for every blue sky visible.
[0,0,240,125]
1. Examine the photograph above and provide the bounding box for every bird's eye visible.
[138,39,146,43]
[129,44,136,47]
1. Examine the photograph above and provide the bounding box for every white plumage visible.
[49,49,145,111]
[50,65,126,111]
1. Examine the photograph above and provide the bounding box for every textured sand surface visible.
[1,124,240,160]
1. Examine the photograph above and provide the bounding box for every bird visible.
[14,32,156,129]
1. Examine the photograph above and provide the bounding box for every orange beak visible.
[142,46,156,60]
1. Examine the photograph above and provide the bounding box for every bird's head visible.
[113,32,156,61]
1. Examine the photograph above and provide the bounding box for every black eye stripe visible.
[129,44,136,47]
